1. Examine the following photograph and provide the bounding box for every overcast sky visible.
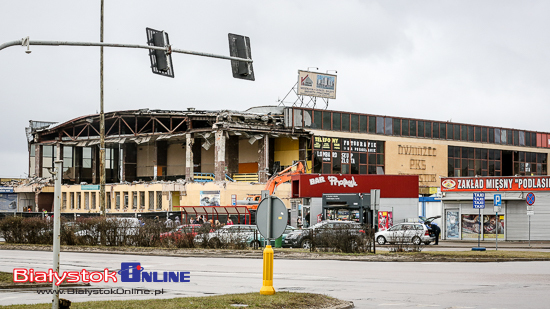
[1,1,550,177]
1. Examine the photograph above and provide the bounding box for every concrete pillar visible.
[258,135,269,183]
[92,146,98,184]
[185,134,194,181]
[34,191,40,212]
[35,144,41,177]
[120,144,125,183]
[214,130,226,181]
[225,135,239,177]
[299,136,308,169]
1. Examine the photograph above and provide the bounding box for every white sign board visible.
[493,194,502,212]
[297,70,337,99]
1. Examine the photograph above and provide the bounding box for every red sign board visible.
[291,174,418,198]
[441,176,550,192]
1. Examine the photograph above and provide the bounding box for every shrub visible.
[311,224,374,253]
[0,216,52,244]
[386,230,424,252]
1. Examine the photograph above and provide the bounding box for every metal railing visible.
[232,173,259,182]
[193,173,215,182]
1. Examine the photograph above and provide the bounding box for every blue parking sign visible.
[494,194,501,206]
[473,192,485,209]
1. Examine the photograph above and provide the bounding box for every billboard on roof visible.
[297,70,337,99]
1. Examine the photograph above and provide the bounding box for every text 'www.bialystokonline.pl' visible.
[36,288,165,296]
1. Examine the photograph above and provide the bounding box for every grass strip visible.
[1,292,345,309]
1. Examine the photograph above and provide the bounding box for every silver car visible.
[375,222,434,245]
[194,224,257,247]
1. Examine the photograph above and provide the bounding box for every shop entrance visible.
[321,193,369,224]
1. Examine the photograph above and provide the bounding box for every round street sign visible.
[256,196,288,240]
[526,192,535,206]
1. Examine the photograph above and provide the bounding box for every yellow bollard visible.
[260,245,275,295]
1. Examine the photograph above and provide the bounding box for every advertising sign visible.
[293,174,419,198]
[462,214,481,239]
[377,211,393,232]
[200,191,220,206]
[482,215,505,239]
[461,214,504,239]
[441,176,550,192]
[445,210,460,239]
[297,70,337,99]
[0,187,14,193]
[81,185,100,190]
[0,193,17,211]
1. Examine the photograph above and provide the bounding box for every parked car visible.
[375,222,434,245]
[284,220,364,249]
[194,224,257,247]
[74,217,141,245]
[418,215,442,239]
[247,225,297,247]
[160,224,203,241]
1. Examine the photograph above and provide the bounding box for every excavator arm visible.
[265,161,305,195]
[240,161,305,210]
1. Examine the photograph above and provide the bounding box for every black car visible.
[284,220,363,249]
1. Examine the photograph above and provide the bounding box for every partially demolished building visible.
[12,104,550,223]
[21,106,308,213]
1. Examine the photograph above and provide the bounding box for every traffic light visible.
[228,33,254,81]
[146,28,174,78]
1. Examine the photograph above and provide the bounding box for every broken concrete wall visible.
[167,143,185,176]
[137,144,155,177]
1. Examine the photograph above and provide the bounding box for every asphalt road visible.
[1,249,549,308]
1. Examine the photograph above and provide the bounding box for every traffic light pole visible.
[99,0,106,216]
[0,35,253,213]
[0,38,253,63]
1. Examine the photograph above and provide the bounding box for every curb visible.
[329,301,354,309]
[1,244,549,263]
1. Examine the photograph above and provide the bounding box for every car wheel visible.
[83,235,95,246]
[301,239,312,249]
[250,240,261,248]
[209,237,222,248]
[412,236,421,245]
[376,236,386,245]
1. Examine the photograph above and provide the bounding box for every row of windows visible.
[61,191,163,211]
[512,151,548,176]
[31,145,120,184]
[448,146,548,177]
[292,108,541,148]
[448,147,503,177]
[312,136,385,175]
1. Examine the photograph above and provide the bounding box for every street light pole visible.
[51,159,62,309]
[99,0,106,216]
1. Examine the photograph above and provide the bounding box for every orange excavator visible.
[238,161,305,210]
